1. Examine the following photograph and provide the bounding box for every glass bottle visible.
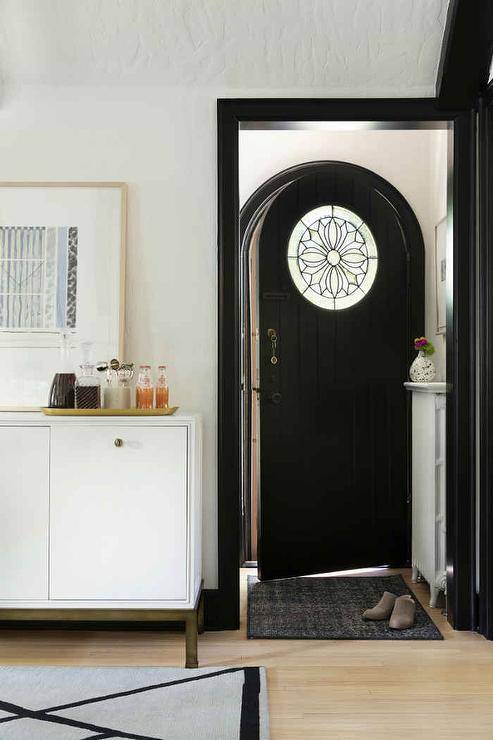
[48,332,76,408]
[155,365,169,409]
[136,364,154,409]
[103,360,134,409]
[75,361,102,409]
[102,365,119,409]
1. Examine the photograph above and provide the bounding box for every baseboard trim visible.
[203,587,240,631]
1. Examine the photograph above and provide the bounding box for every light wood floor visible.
[1,568,493,739]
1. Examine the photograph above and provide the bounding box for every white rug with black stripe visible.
[0,666,269,739]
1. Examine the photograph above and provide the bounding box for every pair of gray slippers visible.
[362,591,416,630]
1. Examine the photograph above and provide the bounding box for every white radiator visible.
[405,382,447,608]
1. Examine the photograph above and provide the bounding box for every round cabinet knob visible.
[270,392,282,405]
[114,438,123,447]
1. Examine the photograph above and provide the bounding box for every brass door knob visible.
[114,438,123,447]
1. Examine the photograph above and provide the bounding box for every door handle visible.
[267,328,278,365]
[270,392,282,404]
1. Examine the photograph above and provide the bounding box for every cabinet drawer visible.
[50,425,188,601]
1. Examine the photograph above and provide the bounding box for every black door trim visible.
[437,0,491,110]
[206,98,475,632]
[478,88,493,638]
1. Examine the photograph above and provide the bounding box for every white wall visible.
[239,128,448,378]
[428,128,448,375]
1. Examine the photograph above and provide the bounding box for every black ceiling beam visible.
[437,0,492,109]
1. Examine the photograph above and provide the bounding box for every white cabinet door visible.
[0,427,49,599]
[50,425,188,601]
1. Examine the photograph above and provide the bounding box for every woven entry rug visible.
[248,574,443,640]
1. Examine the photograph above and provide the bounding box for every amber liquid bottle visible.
[155,365,169,408]
[136,365,154,409]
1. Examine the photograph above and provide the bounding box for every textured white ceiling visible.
[0,0,449,95]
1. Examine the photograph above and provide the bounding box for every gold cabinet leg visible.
[185,613,198,668]
[198,593,205,635]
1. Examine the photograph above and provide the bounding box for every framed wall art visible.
[0,182,126,408]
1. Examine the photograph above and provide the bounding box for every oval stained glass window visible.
[287,205,378,310]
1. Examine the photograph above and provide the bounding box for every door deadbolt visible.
[270,392,282,404]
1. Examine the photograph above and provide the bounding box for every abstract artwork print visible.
[0,226,78,330]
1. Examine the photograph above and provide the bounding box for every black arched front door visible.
[256,162,424,581]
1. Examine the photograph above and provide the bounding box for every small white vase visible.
[409,350,436,382]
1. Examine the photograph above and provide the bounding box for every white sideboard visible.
[0,413,201,611]
[404,382,446,608]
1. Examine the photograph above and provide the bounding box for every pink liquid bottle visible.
[136,364,154,409]
[155,365,169,409]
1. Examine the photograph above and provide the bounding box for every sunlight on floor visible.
[306,565,391,577]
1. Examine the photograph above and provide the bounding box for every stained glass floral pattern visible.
[287,205,378,310]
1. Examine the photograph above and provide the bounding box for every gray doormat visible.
[248,574,443,640]
[0,665,269,739]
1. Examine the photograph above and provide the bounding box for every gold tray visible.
[41,407,179,417]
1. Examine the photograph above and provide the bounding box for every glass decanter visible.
[75,343,102,409]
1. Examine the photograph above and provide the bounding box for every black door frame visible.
[206,97,476,632]
[478,83,493,639]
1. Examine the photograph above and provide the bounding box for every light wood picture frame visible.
[0,182,127,409]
